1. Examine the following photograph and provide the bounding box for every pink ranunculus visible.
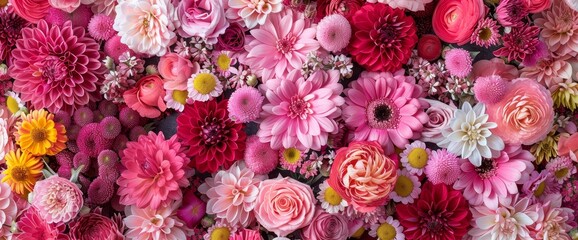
[486,78,554,145]
[10,0,51,23]
[328,141,398,213]
[69,213,124,240]
[177,0,229,44]
[216,23,246,51]
[158,53,199,91]
[524,0,551,13]
[123,75,167,118]
[254,177,316,237]
[49,0,81,12]
[471,58,520,81]
[558,133,578,161]
[301,209,349,240]
[420,99,456,143]
[432,0,485,44]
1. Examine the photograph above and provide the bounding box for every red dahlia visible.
[348,3,418,72]
[176,100,246,173]
[396,182,472,240]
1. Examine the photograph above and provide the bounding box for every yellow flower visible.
[16,109,67,156]
[2,149,43,196]
[530,127,559,165]
[552,81,578,111]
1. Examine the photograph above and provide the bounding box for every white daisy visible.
[389,169,421,204]
[317,180,347,214]
[369,216,405,240]
[400,140,430,175]
[164,89,188,112]
[187,70,223,102]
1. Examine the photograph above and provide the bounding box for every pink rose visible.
[328,141,397,213]
[158,53,199,90]
[177,0,229,44]
[472,58,520,81]
[558,133,578,161]
[254,177,316,237]
[417,34,442,61]
[301,209,349,240]
[524,0,551,13]
[10,0,51,23]
[123,75,167,118]
[487,78,554,145]
[49,0,81,12]
[69,213,124,240]
[420,99,456,143]
[432,0,485,44]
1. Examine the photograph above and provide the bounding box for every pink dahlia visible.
[493,24,541,63]
[496,0,529,27]
[117,131,190,210]
[12,207,69,240]
[454,144,533,209]
[469,196,539,239]
[0,6,30,62]
[9,20,105,114]
[226,0,283,29]
[348,3,417,72]
[198,162,264,227]
[520,58,572,88]
[531,194,576,239]
[243,9,319,81]
[0,177,17,237]
[342,70,428,155]
[124,201,191,239]
[257,69,344,151]
[176,100,246,173]
[534,1,578,59]
[30,176,83,224]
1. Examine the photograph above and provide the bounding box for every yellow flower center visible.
[351,227,365,239]
[10,166,28,182]
[193,73,218,95]
[394,175,414,197]
[0,0,8,7]
[6,96,19,114]
[407,148,428,169]
[210,227,230,240]
[534,181,546,197]
[172,90,188,105]
[555,168,569,179]
[216,54,231,71]
[324,186,343,206]
[376,222,396,240]
[283,148,301,164]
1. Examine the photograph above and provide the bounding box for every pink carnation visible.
[117,131,191,210]
[30,176,83,224]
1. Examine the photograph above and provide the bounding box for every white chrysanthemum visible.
[113,0,178,56]
[439,102,504,167]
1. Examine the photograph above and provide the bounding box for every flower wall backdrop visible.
[0,0,578,239]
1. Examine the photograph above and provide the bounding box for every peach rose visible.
[472,58,520,81]
[123,75,167,118]
[486,78,554,145]
[558,133,578,161]
[254,177,316,237]
[524,0,551,13]
[328,141,397,213]
[158,53,199,91]
[49,0,81,12]
[432,0,485,44]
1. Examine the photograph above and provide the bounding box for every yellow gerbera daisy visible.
[2,149,43,196]
[16,109,67,156]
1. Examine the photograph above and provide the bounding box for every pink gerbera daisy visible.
[342,70,429,155]
[257,69,344,151]
[453,144,533,209]
[243,9,320,81]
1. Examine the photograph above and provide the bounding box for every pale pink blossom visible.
[366,0,432,11]
[177,0,229,44]
[30,176,83,224]
[227,0,283,29]
[124,201,191,239]
[49,0,81,12]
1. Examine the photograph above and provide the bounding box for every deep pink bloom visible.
[228,86,264,123]
[0,6,30,62]
[176,189,206,229]
[444,48,472,78]
[342,70,428,155]
[493,25,541,63]
[10,20,105,114]
[30,176,83,224]
[117,132,191,210]
[123,75,167,118]
[69,213,124,240]
[10,0,51,23]
[13,207,69,240]
[496,0,529,27]
[230,229,263,240]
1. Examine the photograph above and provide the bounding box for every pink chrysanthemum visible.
[520,58,571,88]
[257,69,344,150]
[473,75,508,105]
[532,194,575,239]
[534,0,578,60]
[117,131,191,210]
[493,24,541,63]
[99,116,121,140]
[228,86,264,123]
[9,20,105,114]
[73,107,95,126]
[316,14,351,52]
[104,36,132,62]
[12,207,68,240]
[244,9,320,81]
[87,177,115,205]
[342,70,428,155]
[88,14,116,41]
[444,48,472,78]
[244,136,279,175]
[230,229,262,240]
[546,156,576,184]
[522,171,560,202]
[198,162,264,227]
[30,176,83,224]
[454,144,533,209]
[471,18,501,48]
[495,0,528,27]
[0,6,30,62]
[73,152,91,173]
[43,7,71,26]
[425,149,460,185]
[124,201,191,239]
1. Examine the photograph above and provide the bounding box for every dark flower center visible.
[11,166,28,181]
[379,25,397,43]
[201,118,226,145]
[479,27,492,40]
[366,98,399,129]
[475,158,497,179]
[374,105,392,122]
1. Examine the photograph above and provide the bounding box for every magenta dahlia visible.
[0,6,30,62]
[342,70,428,155]
[9,20,105,114]
[257,69,344,151]
[348,3,418,72]
[176,100,246,173]
[493,24,541,63]
[117,131,191,210]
